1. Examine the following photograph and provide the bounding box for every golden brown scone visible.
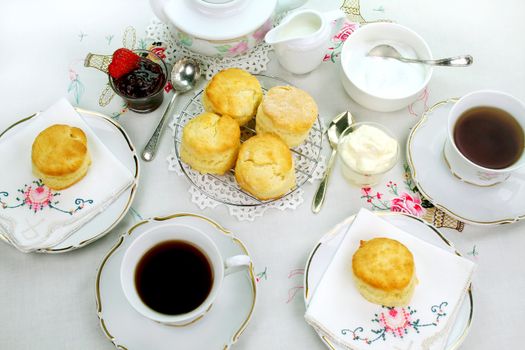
[235,133,296,200]
[180,112,240,174]
[255,85,318,147]
[202,68,263,126]
[352,238,416,306]
[32,124,91,190]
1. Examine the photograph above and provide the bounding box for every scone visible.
[235,133,296,200]
[202,68,263,126]
[352,237,416,306]
[32,124,91,190]
[180,112,240,175]
[255,85,318,147]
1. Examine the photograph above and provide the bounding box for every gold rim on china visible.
[303,211,474,350]
[95,213,257,349]
[406,98,524,225]
[0,108,140,253]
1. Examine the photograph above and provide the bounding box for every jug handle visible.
[276,0,307,14]
[149,0,171,24]
[323,9,346,23]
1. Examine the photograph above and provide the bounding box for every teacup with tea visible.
[444,90,525,186]
[120,223,250,326]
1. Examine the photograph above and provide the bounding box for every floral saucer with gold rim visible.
[407,99,525,225]
[95,213,256,350]
[0,109,139,253]
[303,212,473,350]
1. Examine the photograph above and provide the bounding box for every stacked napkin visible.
[305,209,475,350]
[0,98,135,252]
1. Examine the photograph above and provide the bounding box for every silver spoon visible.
[312,111,355,214]
[141,58,201,161]
[367,44,473,67]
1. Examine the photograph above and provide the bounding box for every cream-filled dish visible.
[338,123,398,185]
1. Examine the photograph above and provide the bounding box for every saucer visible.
[0,108,139,253]
[407,99,525,225]
[304,212,473,350]
[95,213,256,349]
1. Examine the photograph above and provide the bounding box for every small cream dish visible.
[338,122,399,186]
[340,23,433,112]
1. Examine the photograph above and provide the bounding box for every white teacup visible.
[120,223,250,326]
[444,90,525,186]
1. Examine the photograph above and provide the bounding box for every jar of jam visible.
[109,49,168,113]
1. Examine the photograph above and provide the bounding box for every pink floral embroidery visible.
[341,302,448,344]
[23,185,53,212]
[380,307,412,337]
[408,88,430,117]
[0,179,93,214]
[253,20,272,41]
[334,22,356,41]
[324,21,358,62]
[360,165,431,217]
[390,192,424,216]
[228,41,249,55]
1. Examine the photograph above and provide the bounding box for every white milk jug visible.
[265,9,346,74]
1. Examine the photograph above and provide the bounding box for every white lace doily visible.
[166,82,326,221]
[167,151,325,222]
[145,19,272,80]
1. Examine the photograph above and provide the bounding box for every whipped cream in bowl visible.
[338,122,399,186]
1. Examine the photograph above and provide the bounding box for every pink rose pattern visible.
[324,21,358,62]
[391,192,424,216]
[360,165,431,218]
[0,179,93,215]
[252,19,273,42]
[228,41,249,55]
[341,302,448,344]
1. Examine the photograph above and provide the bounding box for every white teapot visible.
[150,0,308,57]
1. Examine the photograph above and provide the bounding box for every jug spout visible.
[264,27,285,45]
[265,9,325,45]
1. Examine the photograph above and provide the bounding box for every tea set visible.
[2,0,525,349]
[95,2,524,345]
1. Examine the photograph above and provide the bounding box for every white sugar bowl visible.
[150,0,307,57]
[340,23,433,112]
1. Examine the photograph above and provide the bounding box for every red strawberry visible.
[108,48,140,79]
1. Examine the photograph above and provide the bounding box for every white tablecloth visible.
[1,0,524,349]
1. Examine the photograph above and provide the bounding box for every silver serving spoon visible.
[142,58,201,161]
[312,111,355,214]
[367,44,473,67]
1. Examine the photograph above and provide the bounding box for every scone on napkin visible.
[0,98,135,252]
[304,209,475,350]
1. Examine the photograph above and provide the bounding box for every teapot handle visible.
[149,0,171,24]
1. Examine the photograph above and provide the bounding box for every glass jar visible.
[337,122,399,186]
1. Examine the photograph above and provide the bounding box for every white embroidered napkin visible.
[0,98,135,252]
[304,209,475,350]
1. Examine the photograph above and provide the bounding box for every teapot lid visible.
[164,0,277,41]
